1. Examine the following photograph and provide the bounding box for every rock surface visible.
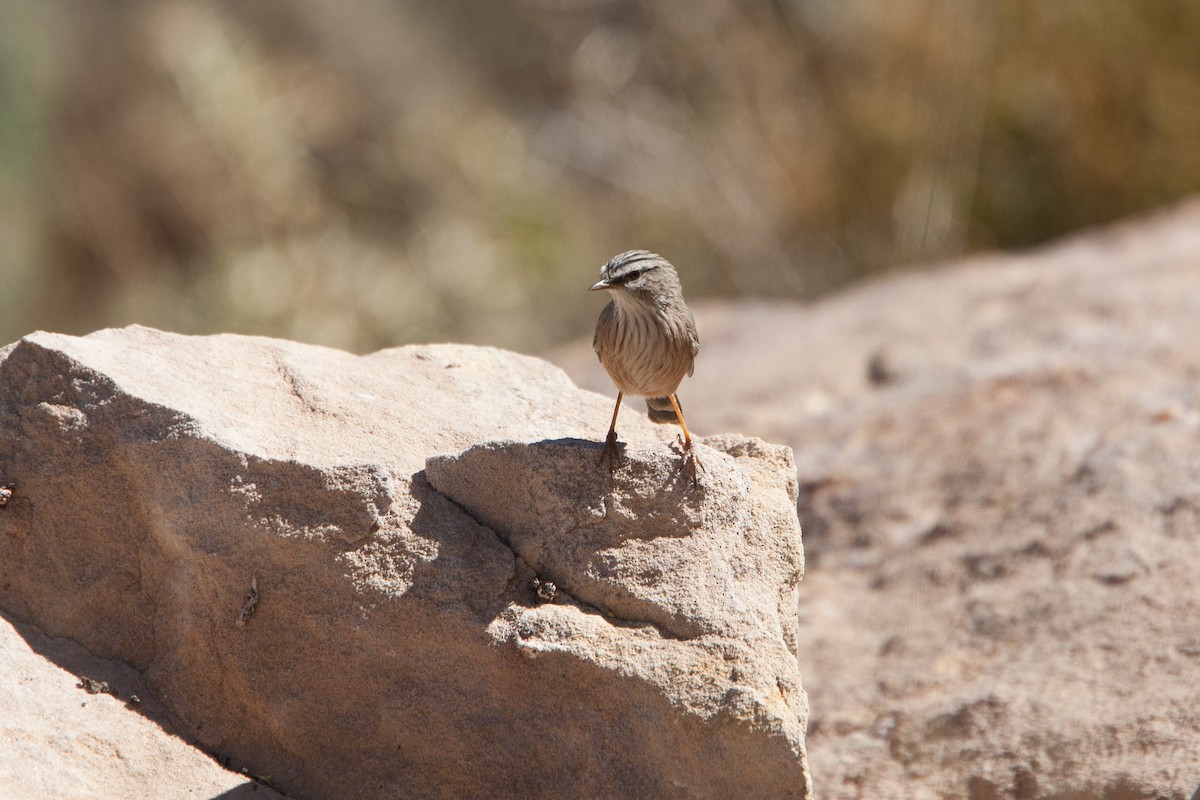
[0,327,810,799]
[0,611,283,799]
[556,198,1200,799]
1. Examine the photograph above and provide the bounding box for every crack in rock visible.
[419,469,675,636]
[424,438,791,644]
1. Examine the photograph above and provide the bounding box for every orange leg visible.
[607,391,623,439]
[668,394,693,447]
[669,393,702,486]
[599,391,623,467]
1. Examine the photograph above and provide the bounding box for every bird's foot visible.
[675,434,702,489]
[599,430,624,470]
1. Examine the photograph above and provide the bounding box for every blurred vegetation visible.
[1,0,1198,354]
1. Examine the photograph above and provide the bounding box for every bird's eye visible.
[622,269,644,283]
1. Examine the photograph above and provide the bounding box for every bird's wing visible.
[593,302,615,355]
[686,309,700,376]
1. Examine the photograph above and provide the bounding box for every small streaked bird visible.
[590,250,701,480]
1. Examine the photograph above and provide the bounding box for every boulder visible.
[0,611,283,799]
[556,199,1200,799]
[0,326,810,799]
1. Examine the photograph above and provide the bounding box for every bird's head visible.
[589,250,681,308]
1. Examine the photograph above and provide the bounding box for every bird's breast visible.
[594,305,694,397]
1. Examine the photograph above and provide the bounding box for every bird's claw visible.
[599,430,624,470]
[675,435,702,489]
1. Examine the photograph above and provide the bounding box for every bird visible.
[590,249,701,480]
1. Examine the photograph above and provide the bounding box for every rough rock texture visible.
[0,327,810,799]
[426,436,805,750]
[557,199,1200,799]
[0,611,284,799]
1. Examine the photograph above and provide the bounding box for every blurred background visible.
[1,0,1198,355]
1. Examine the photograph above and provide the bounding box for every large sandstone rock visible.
[556,199,1200,799]
[0,611,284,799]
[0,327,810,799]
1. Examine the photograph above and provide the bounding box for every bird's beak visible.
[589,279,611,292]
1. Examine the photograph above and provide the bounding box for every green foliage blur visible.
[1,1,1198,354]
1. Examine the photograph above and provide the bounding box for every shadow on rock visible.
[424,437,768,640]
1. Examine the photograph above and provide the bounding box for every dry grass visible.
[2,0,1198,353]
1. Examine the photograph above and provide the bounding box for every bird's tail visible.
[646,396,680,424]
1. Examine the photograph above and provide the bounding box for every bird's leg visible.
[599,391,624,468]
[669,393,702,486]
